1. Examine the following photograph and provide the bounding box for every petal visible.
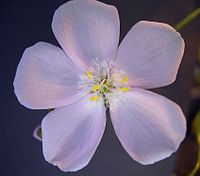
[52,0,120,70]
[33,124,42,141]
[14,42,82,109]
[41,96,106,172]
[110,88,186,164]
[116,21,185,89]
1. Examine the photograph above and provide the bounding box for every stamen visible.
[86,71,92,79]
[119,87,129,92]
[120,76,129,83]
[79,59,130,106]
[90,95,99,102]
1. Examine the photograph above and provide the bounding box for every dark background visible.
[1,0,200,175]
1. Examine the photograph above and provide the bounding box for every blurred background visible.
[1,0,200,175]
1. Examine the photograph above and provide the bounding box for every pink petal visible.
[116,21,185,89]
[110,88,186,164]
[41,97,106,172]
[52,0,120,70]
[14,42,82,109]
[33,125,42,141]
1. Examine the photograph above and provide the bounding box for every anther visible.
[119,87,129,92]
[90,95,99,102]
[120,76,129,83]
[86,71,92,79]
[91,84,100,92]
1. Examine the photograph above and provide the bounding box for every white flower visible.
[14,0,186,172]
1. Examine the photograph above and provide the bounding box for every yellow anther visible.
[119,87,129,92]
[90,95,99,102]
[86,71,92,79]
[91,84,100,92]
[120,76,129,83]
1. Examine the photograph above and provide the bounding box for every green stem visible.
[188,136,200,176]
[188,161,200,176]
[175,7,200,31]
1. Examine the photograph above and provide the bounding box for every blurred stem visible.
[175,7,200,31]
[188,136,200,176]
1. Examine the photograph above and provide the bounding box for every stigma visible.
[78,58,130,108]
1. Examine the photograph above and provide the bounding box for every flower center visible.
[78,58,129,108]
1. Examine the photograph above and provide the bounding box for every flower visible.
[14,0,186,172]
